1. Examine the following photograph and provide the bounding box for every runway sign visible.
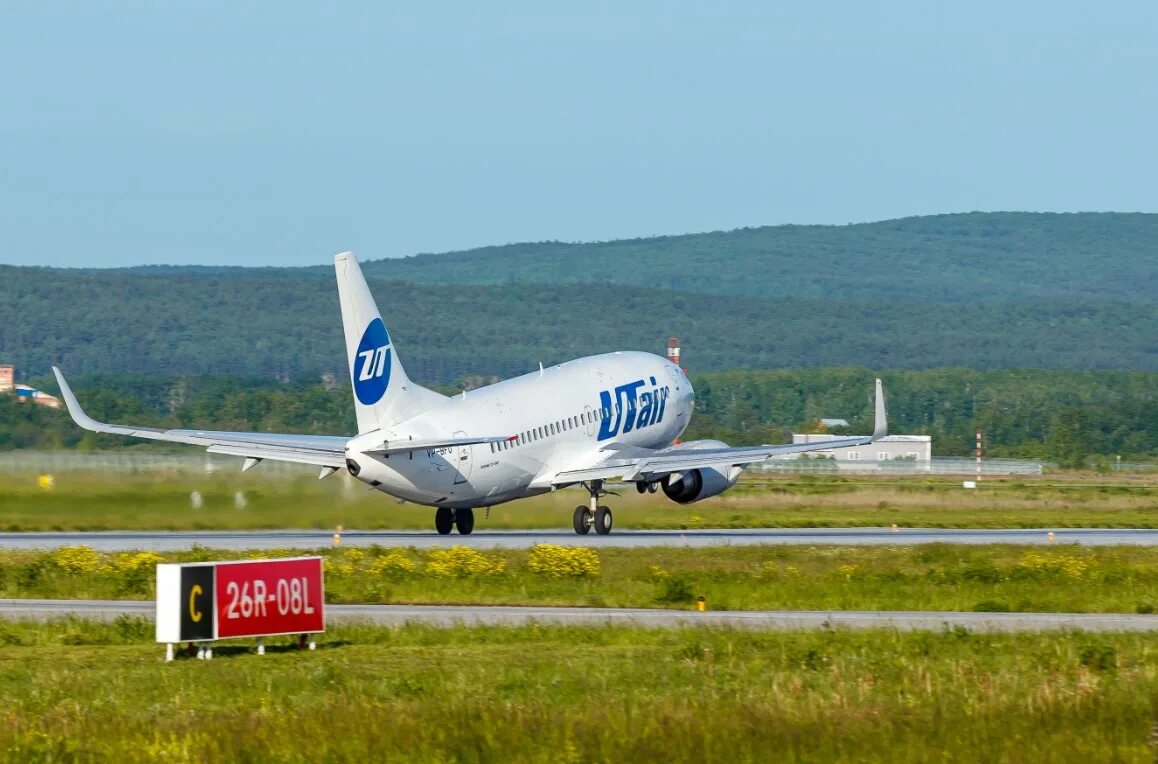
[156,556,325,644]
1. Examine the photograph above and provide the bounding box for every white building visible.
[789,433,932,463]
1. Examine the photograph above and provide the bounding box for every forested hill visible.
[356,212,1158,302]
[120,212,1158,303]
[2,268,1156,380]
[1,212,1155,380]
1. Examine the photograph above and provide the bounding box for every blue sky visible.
[1,1,1155,267]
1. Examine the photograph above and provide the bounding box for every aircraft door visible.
[588,367,615,438]
[452,430,473,485]
[664,364,688,437]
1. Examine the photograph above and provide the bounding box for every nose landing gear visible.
[574,480,614,535]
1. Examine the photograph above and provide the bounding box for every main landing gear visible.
[435,507,474,535]
[573,480,613,535]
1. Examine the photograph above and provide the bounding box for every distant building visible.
[0,365,62,408]
[790,433,932,463]
[815,418,849,431]
[14,384,62,409]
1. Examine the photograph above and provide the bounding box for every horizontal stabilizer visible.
[206,444,346,469]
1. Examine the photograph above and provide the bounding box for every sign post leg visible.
[165,643,174,662]
[257,638,265,656]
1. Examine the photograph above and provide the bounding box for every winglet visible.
[52,366,105,433]
[872,378,888,442]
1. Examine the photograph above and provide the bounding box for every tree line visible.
[3,268,1157,380]
[3,368,1154,466]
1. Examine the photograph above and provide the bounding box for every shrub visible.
[961,565,1004,584]
[109,552,163,574]
[323,558,357,577]
[972,600,1010,612]
[17,557,49,589]
[369,550,419,578]
[52,546,101,574]
[113,614,152,642]
[527,545,600,578]
[1079,643,1117,672]
[656,573,696,604]
[1014,552,1090,580]
[427,547,506,578]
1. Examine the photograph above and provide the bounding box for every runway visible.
[1,527,1155,551]
[3,598,1155,633]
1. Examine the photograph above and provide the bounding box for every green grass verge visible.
[0,618,1154,762]
[1,472,1155,531]
[7,544,1157,614]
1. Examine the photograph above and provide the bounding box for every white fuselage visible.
[345,351,693,508]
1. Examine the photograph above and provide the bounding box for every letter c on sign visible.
[189,584,203,622]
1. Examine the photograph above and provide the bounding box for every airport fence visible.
[0,450,316,477]
[10,451,1154,478]
[1097,460,1158,473]
[753,458,1045,476]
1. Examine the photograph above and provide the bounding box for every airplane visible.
[52,252,889,536]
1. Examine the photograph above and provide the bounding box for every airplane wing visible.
[53,368,516,470]
[53,367,349,469]
[552,379,889,485]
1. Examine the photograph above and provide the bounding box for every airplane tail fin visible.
[334,251,444,434]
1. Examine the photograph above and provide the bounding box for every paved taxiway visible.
[1,527,1155,551]
[3,599,1155,633]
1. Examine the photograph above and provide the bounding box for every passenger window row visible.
[488,407,613,453]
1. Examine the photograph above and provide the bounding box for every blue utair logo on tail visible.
[353,318,392,405]
[597,376,669,441]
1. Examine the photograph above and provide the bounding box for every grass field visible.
[6,543,1156,614]
[0,469,1155,531]
[0,618,1154,762]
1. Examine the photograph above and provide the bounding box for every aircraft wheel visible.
[435,507,454,535]
[455,507,475,535]
[647,482,659,494]
[635,481,647,494]
[573,505,592,535]
[594,506,613,535]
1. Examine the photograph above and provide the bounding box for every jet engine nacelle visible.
[659,440,743,504]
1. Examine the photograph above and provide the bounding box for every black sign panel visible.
[179,565,215,641]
